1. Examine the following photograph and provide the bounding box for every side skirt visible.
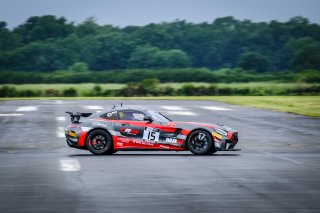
[117,148,186,151]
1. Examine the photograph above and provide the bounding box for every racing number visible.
[143,127,160,142]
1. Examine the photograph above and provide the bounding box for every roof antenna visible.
[120,102,123,107]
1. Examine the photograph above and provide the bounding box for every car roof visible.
[102,105,152,113]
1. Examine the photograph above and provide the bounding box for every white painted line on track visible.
[0,113,24,116]
[202,106,232,111]
[56,127,65,138]
[84,106,104,110]
[59,159,81,172]
[16,106,38,111]
[56,116,66,121]
[42,100,75,104]
[262,152,303,165]
[161,106,187,111]
[165,111,197,116]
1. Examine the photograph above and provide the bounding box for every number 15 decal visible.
[143,127,160,142]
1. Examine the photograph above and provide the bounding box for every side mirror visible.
[143,115,153,123]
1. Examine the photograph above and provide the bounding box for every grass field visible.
[1,96,319,117]
[3,82,319,90]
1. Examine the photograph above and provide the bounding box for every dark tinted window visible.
[100,111,119,120]
[118,110,146,121]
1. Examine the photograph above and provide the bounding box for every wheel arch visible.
[84,127,113,149]
[185,128,214,150]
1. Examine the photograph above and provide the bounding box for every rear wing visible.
[66,112,92,123]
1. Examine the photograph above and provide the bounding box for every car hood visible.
[166,121,237,133]
[167,121,217,129]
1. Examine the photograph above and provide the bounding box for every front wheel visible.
[86,129,114,155]
[187,130,213,155]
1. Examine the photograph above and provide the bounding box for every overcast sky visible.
[0,0,319,28]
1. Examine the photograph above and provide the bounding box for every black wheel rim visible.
[190,132,209,152]
[90,134,108,150]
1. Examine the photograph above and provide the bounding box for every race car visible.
[65,105,239,155]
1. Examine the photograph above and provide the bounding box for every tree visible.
[1,15,320,72]
[291,45,320,70]
[68,62,89,72]
[75,17,99,37]
[286,37,320,70]
[8,41,75,71]
[0,21,20,51]
[84,32,134,70]
[128,45,160,68]
[165,49,191,68]
[237,52,269,72]
[129,46,191,68]
[13,15,74,43]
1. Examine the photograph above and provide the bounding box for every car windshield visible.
[147,110,172,123]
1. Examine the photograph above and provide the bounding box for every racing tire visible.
[210,143,217,154]
[187,130,213,155]
[86,129,114,155]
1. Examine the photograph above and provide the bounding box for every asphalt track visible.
[0,100,320,213]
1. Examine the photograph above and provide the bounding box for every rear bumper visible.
[65,133,87,150]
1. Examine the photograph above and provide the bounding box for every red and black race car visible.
[65,105,239,155]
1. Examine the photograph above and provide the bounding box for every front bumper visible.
[214,139,240,151]
[212,131,240,151]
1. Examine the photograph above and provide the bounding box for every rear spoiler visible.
[66,112,92,123]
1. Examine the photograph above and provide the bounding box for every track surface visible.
[0,100,320,213]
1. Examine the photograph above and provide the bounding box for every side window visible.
[118,110,146,121]
[100,111,119,120]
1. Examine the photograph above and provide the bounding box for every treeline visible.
[1,80,319,97]
[1,15,320,72]
[1,69,320,84]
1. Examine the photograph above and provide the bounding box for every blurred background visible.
[0,0,319,101]
[1,1,320,213]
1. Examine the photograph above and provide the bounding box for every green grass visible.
[206,96,320,117]
[1,96,319,117]
[3,82,319,90]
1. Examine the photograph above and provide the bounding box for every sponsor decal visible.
[118,137,130,143]
[216,129,227,137]
[132,139,154,146]
[212,132,222,139]
[92,121,110,127]
[165,138,178,145]
[116,142,123,147]
[107,111,117,117]
[68,131,77,138]
[120,128,139,136]
[143,127,160,143]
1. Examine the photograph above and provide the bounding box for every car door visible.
[114,109,163,149]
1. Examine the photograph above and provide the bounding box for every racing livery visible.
[65,106,239,155]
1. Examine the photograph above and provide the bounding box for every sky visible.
[0,0,319,28]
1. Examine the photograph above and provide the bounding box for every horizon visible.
[0,0,319,29]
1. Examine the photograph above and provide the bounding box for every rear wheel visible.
[86,129,114,155]
[187,130,213,155]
